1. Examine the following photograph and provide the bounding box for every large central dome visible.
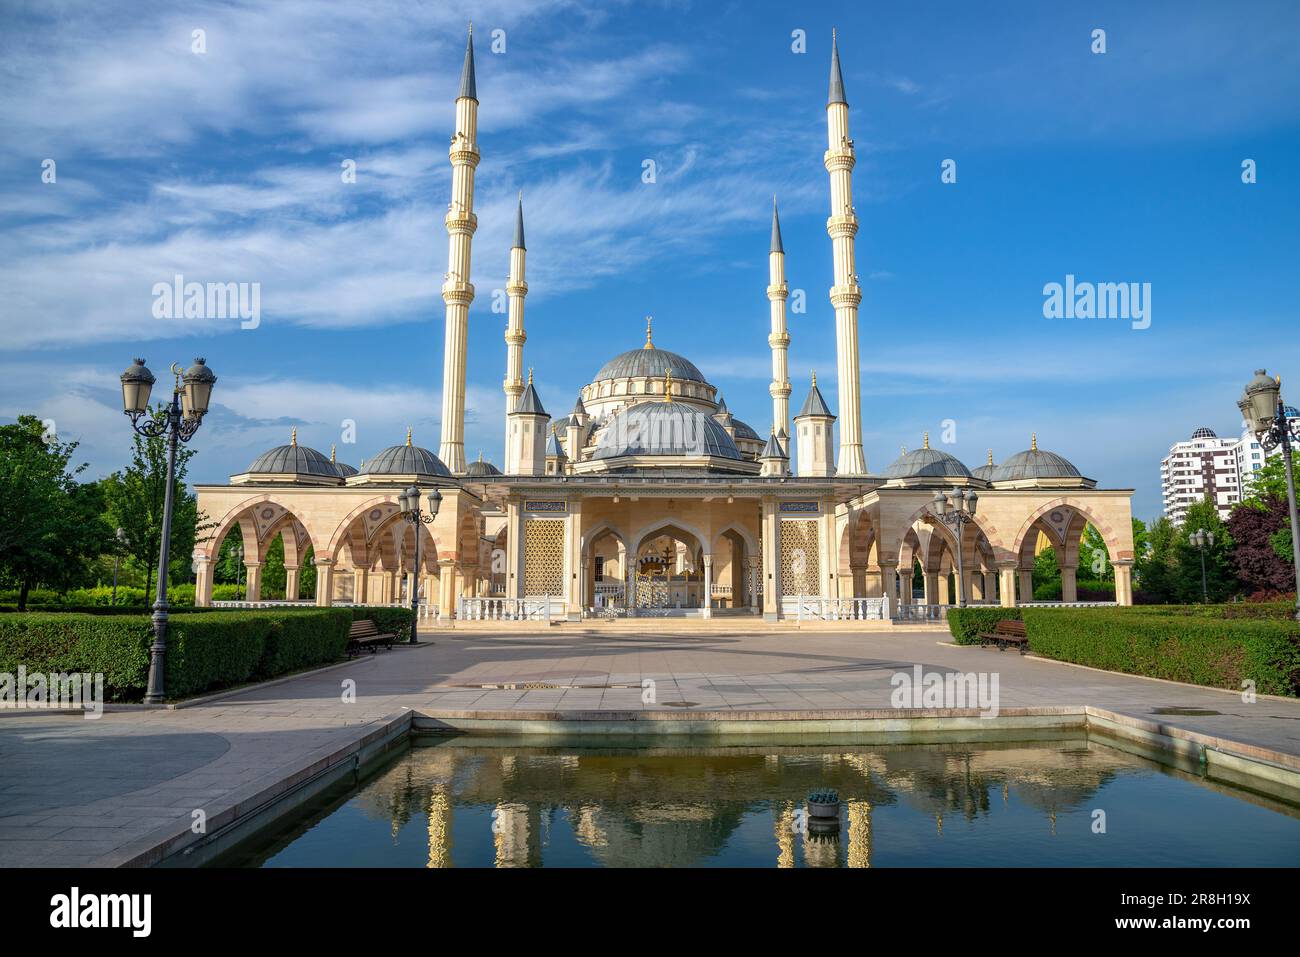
[592,347,707,384]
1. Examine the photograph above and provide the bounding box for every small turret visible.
[760,427,790,477]
[507,368,549,475]
[545,423,567,475]
[794,371,836,477]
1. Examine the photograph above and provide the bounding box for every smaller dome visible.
[247,437,337,478]
[1191,426,1217,439]
[882,437,972,480]
[730,418,761,442]
[972,451,997,481]
[1284,405,1299,419]
[464,456,501,477]
[334,460,358,477]
[359,435,452,478]
[989,447,1082,482]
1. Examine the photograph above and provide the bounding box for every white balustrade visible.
[781,595,890,621]
[459,596,561,621]
[893,603,949,622]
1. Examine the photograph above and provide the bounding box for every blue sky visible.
[1,0,1298,519]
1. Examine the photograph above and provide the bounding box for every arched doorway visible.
[631,523,704,614]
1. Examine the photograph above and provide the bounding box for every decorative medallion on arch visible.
[780,520,820,595]
[523,519,564,596]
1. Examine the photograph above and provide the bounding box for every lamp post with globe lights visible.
[929,488,979,607]
[1189,528,1214,603]
[120,357,217,703]
[1237,369,1300,621]
[398,485,441,644]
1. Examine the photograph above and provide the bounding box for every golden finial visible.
[528,367,534,385]
[330,443,337,463]
[405,426,412,447]
[901,445,907,455]
[1031,432,1037,451]
[663,368,673,403]
[987,448,994,466]
[477,449,483,462]
[923,431,930,450]
[643,315,654,350]
[290,426,297,447]
[811,370,817,387]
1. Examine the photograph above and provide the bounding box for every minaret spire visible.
[767,197,792,438]
[824,29,866,473]
[439,23,481,474]
[503,191,528,467]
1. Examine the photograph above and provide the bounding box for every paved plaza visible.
[3,627,1299,867]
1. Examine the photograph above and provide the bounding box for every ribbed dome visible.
[731,418,761,442]
[1191,427,1217,439]
[593,348,707,385]
[882,447,973,480]
[989,448,1082,482]
[464,458,501,477]
[591,401,742,461]
[359,443,452,478]
[247,443,337,477]
[333,460,358,477]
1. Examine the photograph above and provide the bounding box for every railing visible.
[595,583,625,598]
[711,584,733,596]
[1020,601,1117,608]
[458,596,561,621]
[781,595,890,621]
[893,603,949,622]
[212,600,314,609]
[488,582,506,595]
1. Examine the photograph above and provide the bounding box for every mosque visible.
[192,29,1136,620]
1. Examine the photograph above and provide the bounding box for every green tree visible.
[101,406,209,601]
[0,416,113,608]
[1172,498,1238,603]
[1136,515,1178,602]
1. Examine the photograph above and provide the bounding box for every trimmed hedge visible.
[0,608,357,702]
[1019,609,1299,697]
[349,606,414,643]
[946,607,1020,646]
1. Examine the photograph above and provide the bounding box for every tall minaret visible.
[503,193,527,450]
[438,25,479,474]
[767,196,792,437]
[824,30,867,474]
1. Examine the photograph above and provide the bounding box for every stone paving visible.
[3,627,1299,866]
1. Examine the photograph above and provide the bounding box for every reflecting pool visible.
[220,732,1300,867]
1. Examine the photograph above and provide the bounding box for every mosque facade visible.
[192,29,1136,620]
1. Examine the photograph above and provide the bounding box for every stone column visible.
[505,498,522,600]
[438,559,457,621]
[1018,569,1034,604]
[625,559,637,617]
[284,565,301,602]
[983,570,997,605]
[761,497,781,621]
[1060,565,1078,603]
[898,570,913,605]
[314,558,335,607]
[924,572,939,606]
[564,500,583,621]
[746,556,761,613]
[999,567,1018,608]
[350,568,367,605]
[193,555,214,607]
[1113,561,1134,606]
[877,561,897,611]
[243,561,262,602]
[702,554,713,619]
[861,566,884,598]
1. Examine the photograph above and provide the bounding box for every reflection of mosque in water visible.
[351,740,1134,868]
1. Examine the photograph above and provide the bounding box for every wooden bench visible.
[978,619,1028,655]
[348,619,396,656]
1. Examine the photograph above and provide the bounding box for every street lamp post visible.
[929,488,979,608]
[1190,527,1214,602]
[120,357,217,703]
[398,485,442,644]
[234,543,244,600]
[111,527,126,606]
[1237,370,1300,621]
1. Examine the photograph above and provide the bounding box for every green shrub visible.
[255,609,352,678]
[348,606,414,642]
[0,608,355,701]
[946,607,1020,645]
[0,613,152,700]
[1020,609,1300,697]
